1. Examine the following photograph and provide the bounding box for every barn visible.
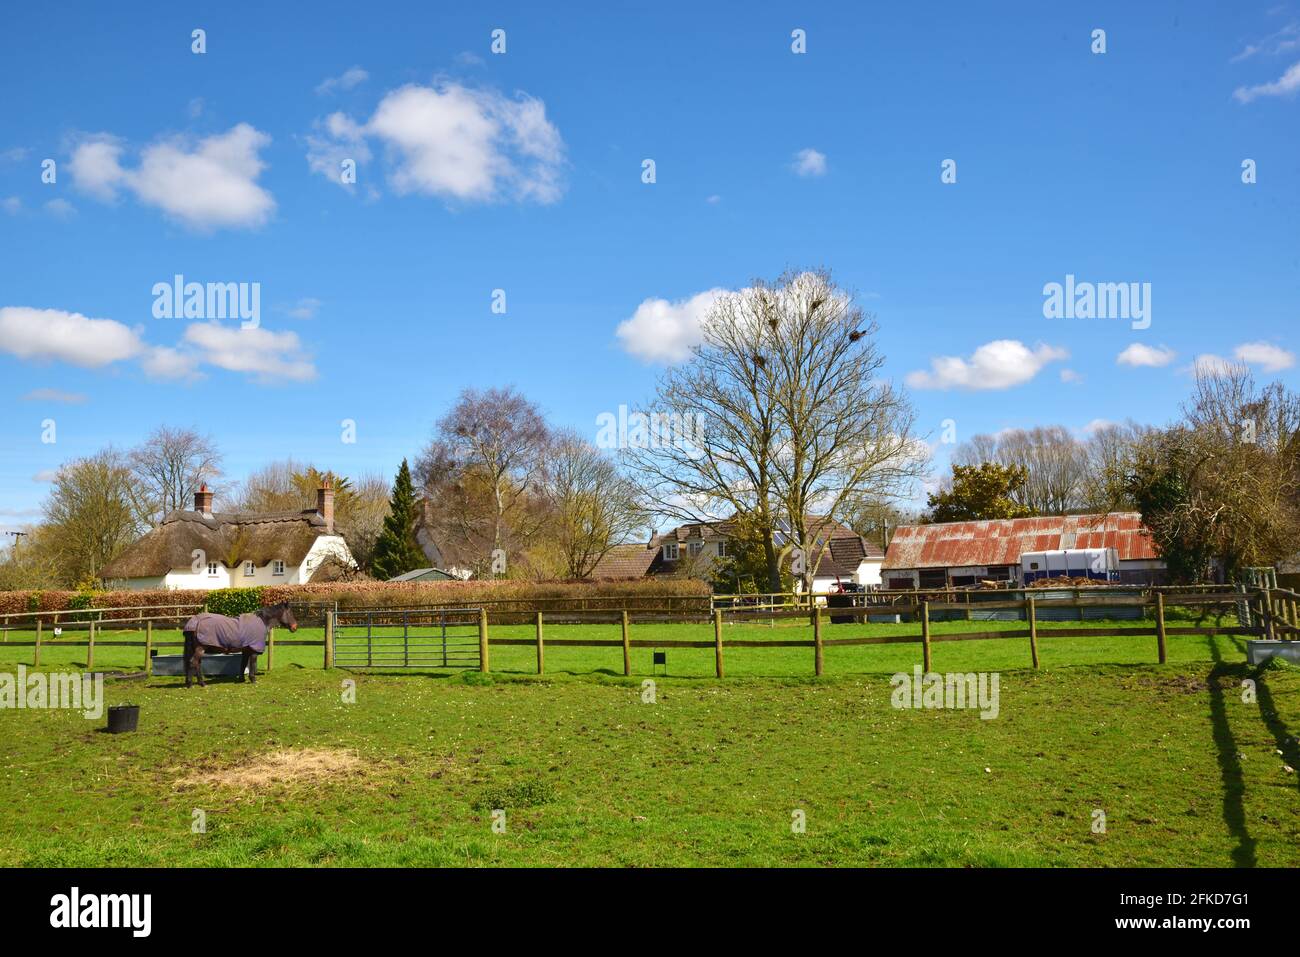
[881,512,1165,589]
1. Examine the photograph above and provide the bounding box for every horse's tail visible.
[183,630,194,658]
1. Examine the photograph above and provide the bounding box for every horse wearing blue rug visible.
[182,602,298,688]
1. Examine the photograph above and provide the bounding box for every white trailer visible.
[1020,547,1119,584]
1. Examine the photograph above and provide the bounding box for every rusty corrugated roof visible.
[882,512,1158,569]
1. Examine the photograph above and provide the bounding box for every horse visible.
[181,602,298,688]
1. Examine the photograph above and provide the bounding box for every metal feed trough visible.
[333,607,482,669]
[150,653,245,677]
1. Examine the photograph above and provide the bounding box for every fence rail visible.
[2,586,1293,677]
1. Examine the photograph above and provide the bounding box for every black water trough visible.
[149,653,245,677]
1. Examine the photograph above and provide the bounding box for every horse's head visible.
[272,602,298,633]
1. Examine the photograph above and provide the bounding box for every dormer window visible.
[272,560,285,576]
[662,542,679,560]
[244,561,255,577]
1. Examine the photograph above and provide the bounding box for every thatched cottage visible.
[101,483,354,590]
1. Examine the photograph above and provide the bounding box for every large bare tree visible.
[539,430,648,578]
[416,387,551,575]
[625,269,923,591]
[129,425,223,524]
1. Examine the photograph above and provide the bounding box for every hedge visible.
[0,578,710,623]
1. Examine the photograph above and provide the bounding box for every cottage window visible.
[717,540,729,558]
[206,562,218,577]
[662,543,679,560]
[244,561,255,577]
[273,560,286,576]
[688,542,703,557]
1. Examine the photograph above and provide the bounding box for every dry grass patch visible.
[173,747,370,792]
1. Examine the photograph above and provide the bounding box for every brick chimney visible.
[316,480,335,533]
[194,484,214,517]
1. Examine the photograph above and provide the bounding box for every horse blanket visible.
[184,613,268,654]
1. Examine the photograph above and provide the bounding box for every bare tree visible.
[42,449,147,586]
[621,282,787,590]
[539,430,648,578]
[764,271,923,590]
[624,269,923,591]
[336,472,391,574]
[1126,365,1300,581]
[416,387,551,575]
[129,425,223,524]
[954,426,1086,514]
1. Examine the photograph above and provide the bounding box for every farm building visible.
[881,512,1165,589]
[101,483,355,590]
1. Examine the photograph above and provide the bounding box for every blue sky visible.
[1,1,1297,531]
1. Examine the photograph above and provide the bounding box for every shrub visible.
[203,587,265,617]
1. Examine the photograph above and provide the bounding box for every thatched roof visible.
[101,508,335,579]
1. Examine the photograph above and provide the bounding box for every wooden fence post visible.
[86,619,95,671]
[1027,596,1040,669]
[478,608,490,673]
[813,605,824,676]
[266,627,274,672]
[145,620,153,672]
[1155,592,1168,664]
[324,612,334,669]
[535,611,544,675]
[34,619,42,668]
[920,600,931,673]
[713,609,725,679]
[621,610,631,677]
[1262,592,1275,640]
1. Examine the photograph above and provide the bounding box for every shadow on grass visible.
[1206,636,1257,867]
[1251,662,1300,798]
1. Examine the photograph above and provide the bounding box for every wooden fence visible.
[2,587,1295,678]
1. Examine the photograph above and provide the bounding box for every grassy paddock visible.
[1,616,1297,867]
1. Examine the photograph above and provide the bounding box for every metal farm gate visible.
[333,607,482,669]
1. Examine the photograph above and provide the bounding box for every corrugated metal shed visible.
[882,512,1157,570]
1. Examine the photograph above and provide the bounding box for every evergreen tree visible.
[370,459,426,580]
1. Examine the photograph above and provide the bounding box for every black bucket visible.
[106,704,139,734]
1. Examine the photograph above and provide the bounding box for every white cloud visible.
[22,388,86,403]
[316,67,369,95]
[1081,418,1116,435]
[182,323,316,383]
[905,340,1069,391]
[44,198,75,218]
[792,148,827,177]
[1,304,313,384]
[141,345,200,380]
[69,124,275,230]
[32,470,58,483]
[0,306,144,367]
[1234,340,1295,371]
[2,196,19,215]
[1188,353,1242,377]
[1233,60,1300,102]
[616,288,728,364]
[309,81,566,204]
[285,297,322,319]
[1117,343,1176,367]
[1060,368,1083,384]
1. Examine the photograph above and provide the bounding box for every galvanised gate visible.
[332,607,482,668]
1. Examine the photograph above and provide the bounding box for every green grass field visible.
[1,617,1298,867]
